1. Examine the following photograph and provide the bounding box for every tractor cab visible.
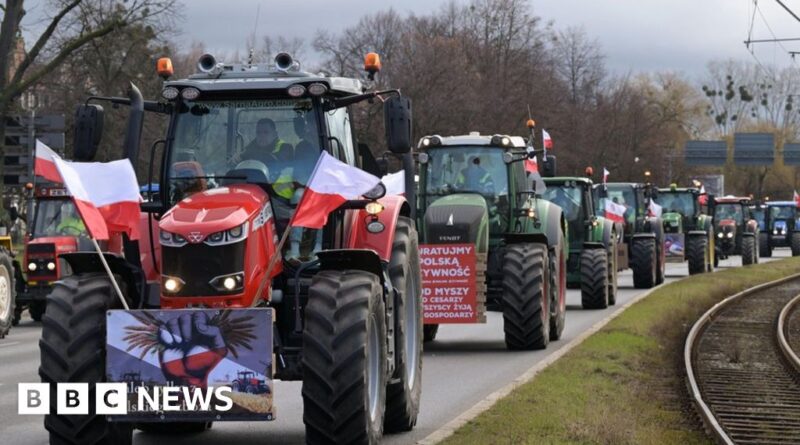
[713,196,759,264]
[542,178,595,249]
[761,201,800,256]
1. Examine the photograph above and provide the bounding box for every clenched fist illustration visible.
[157,312,228,388]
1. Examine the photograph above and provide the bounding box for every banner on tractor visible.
[106,308,274,421]
[665,233,685,261]
[420,243,480,324]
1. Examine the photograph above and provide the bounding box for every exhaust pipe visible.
[197,53,217,73]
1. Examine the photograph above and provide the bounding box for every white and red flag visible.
[381,170,405,196]
[648,200,663,217]
[34,140,63,183]
[292,151,381,229]
[524,155,539,174]
[794,190,800,206]
[604,199,626,224]
[542,129,553,150]
[53,157,142,240]
[603,167,610,184]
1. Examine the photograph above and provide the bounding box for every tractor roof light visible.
[417,152,429,164]
[157,57,174,79]
[526,119,536,129]
[307,83,328,96]
[491,135,511,146]
[180,87,200,100]
[287,84,307,97]
[364,52,382,80]
[161,86,179,100]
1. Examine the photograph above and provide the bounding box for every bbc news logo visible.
[18,383,234,415]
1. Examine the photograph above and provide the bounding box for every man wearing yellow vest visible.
[237,118,294,179]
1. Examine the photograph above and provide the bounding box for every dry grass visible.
[443,257,800,445]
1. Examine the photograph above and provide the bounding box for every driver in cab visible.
[56,204,86,236]
[456,156,495,194]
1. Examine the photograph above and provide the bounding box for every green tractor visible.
[541,175,621,309]
[593,182,666,288]
[416,133,568,350]
[653,185,715,274]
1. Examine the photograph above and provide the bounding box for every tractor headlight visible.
[205,223,249,246]
[726,232,733,238]
[527,208,536,219]
[365,202,384,215]
[717,232,723,238]
[46,261,56,271]
[774,228,779,235]
[28,262,37,271]
[160,230,188,247]
[209,272,244,293]
[163,276,185,293]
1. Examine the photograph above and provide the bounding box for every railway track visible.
[685,275,800,445]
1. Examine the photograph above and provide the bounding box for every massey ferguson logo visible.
[187,232,204,243]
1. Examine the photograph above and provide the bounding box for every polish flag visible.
[382,170,405,196]
[542,129,553,150]
[794,190,800,206]
[604,199,626,224]
[53,157,142,240]
[648,200,663,217]
[34,140,62,183]
[292,151,381,229]
[603,167,610,184]
[524,155,538,174]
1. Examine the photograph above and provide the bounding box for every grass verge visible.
[443,257,800,445]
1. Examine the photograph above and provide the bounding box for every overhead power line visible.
[774,0,800,23]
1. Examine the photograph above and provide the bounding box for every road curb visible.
[417,282,666,445]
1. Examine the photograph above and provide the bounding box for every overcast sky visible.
[22,0,800,79]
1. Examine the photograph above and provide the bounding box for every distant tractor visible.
[541,176,620,309]
[415,132,568,350]
[0,233,18,338]
[15,185,89,324]
[232,370,271,394]
[759,201,800,257]
[593,182,665,288]
[713,196,759,265]
[654,185,715,274]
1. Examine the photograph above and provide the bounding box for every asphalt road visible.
[0,250,788,444]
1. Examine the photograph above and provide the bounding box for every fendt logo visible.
[18,383,233,415]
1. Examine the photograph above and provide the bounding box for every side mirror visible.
[527,172,546,196]
[384,96,412,154]
[73,104,104,161]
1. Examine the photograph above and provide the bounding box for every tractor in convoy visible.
[232,370,271,394]
[713,196,759,265]
[14,184,89,324]
[39,52,423,444]
[415,131,568,350]
[0,231,17,338]
[760,201,800,257]
[593,182,665,288]
[541,175,620,309]
[653,185,716,274]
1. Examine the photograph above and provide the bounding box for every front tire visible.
[686,235,707,275]
[580,249,609,309]
[760,233,772,258]
[792,233,800,257]
[39,273,132,445]
[548,232,567,341]
[741,235,756,265]
[630,238,657,289]
[502,243,549,350]
[302,270,387,445]
[0,250,15,338]
[384,217,422,433]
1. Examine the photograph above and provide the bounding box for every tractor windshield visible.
[31,199,87,238]
[714,203,744,224]
[655,191,696,217]
[422,146,508,198]
[769,205,796,221]
[542,184,583,222]
[166,98,321,203]
[595,185,637,225]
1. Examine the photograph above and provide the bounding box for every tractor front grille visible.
[162,240,245,296]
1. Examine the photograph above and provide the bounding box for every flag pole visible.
[253,223,293,305]
[91,238,130,310]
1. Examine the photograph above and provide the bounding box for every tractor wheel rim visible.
[405,272,419,388]
[367,314,381,423]
[0,267,9,321]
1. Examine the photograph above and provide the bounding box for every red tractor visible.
[713,195,760,265]
[232,370,271,394]
[39,52,422,444]
[14,185,89,323]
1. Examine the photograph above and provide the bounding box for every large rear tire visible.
[742,235,756,265]
[502,243,549,350]
[791,233,800,257]
[630,238,656,289]
[760,233,772,258]
[302,270,387,445]
[607,243,618,306]
[686,235,707,275]
[0,250,15,338]
[384,217,422,433]
[580,249,608,309]
[39,273,133,445]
